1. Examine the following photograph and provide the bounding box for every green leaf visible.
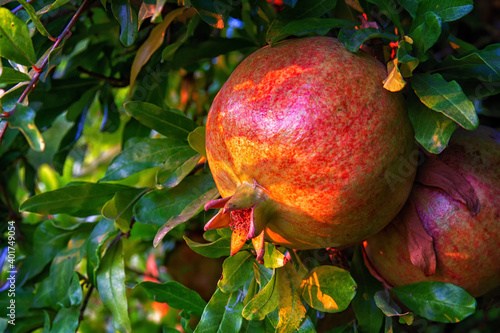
[276,262,307,333]
[391,281,476,323]
[7,103,45,152]
[416,0,473,22]
[111,0,138,47]
[68,272,83,306]
[123,101,198,139]
[301,265,357,313]
[408,93,457,154]
[267,17,356,46]
[102,138,196,181]
[437,48,500,81]
[218,251,255,293]
[412,73,478,130]
[410,11,442,57]
[399,0,419,17]
[187,126,207,158]
[17,0,52,37]
[133,172,217,227]
[156,153,201,188]
[20,182,131,217]
[263,243,286,269]
[102,188,146,232]
[338,28,398,52]
[374,289,414,325]
[96,241,132,333]
[50,306,80,333]
[184,235,231,258]
[242,269,279,321]
[194,288,243,333]
[350,246,384,333]
[87,219,118,285]
[134,281,206,316]
[0,67,30,84]
[0,7,36,66]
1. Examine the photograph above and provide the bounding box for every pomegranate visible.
[204,37,417,260]
[364,126,500,297]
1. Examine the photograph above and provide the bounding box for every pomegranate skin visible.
[206,37,416,249]
[364,126,500,297]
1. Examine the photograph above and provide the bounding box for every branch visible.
[77,66,130,87]
[13,0,92,109]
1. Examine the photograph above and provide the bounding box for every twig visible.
[77,284,94,329]
[77,66,130,87]
[13,0,91,111]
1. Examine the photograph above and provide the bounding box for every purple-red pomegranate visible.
[364,126,500,297]
[204,37,416,259]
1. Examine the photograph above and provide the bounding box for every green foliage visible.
[1,0,499,332]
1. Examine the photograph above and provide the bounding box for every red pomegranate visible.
[204,37,417,260]
[364,126,500,297]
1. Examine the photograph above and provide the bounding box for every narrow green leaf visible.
[188,126,207,158]
[68,272,83,306]
[17,0,52,37]
[111,0,138,47]
[338,28,398,52]
[351,246,384,333]
[408,93,457,154]
[134,174,214,221]
[410,11,442,56]
[276,262,307,332]
[124,101,198,139]
[7,103,45,152]
[399,0,419,17]
[194,288,242,333]
[96,241,132,333]
[20,182,131,217]
[50,306,80,333]
[279,0,337,19]
[135,281,206,316]
[438,49,500,81]
[184,235,231,258]
[267,17,356,46]
[0,67,30,84]
[0,7,36,66]
[416,0,473,22]
[87,219,118,285]
[156,153,200,188]
[391,281,476,323]
[412,73,478,130]
[242,269,279,320]
[301,265,357,313]
[218,251,255,293]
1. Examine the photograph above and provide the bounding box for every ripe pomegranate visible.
[364,126,500,297]
[204,37,417,260]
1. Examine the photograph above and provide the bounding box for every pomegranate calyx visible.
[416,156,480,215]
[204,181,273,261]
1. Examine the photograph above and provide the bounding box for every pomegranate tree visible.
[204,37,417,260]
[364,126,500,297]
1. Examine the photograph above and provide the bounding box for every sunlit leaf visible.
[7,103,45,152]
[0,7,36,66]
[263,243,286,269]
[383,58,406,92]
[187,126,207,157]
[412,73,478,130]
[194,288,243,332]
[242,269,279,321]
[276,262,307,332]
[300,266,357,313]
[184,235,231,258]
[101,188,146,232]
